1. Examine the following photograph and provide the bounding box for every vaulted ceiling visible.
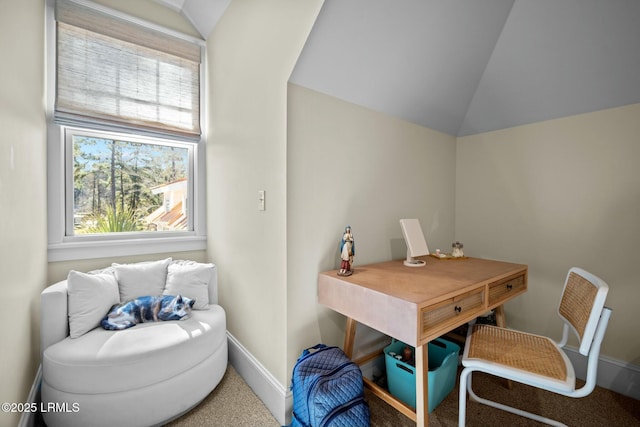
[154,0,230,39]
[166,0,640,137]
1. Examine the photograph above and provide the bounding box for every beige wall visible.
[206,0,324,387]
[0,1,201,426]
[286,84,457,382]
[47,251,207,284]
[0,1,47,426]
[456,103,640,363]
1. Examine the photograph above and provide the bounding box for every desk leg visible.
[494,305,506,328]
[415,343,429,427]
[343,317,357,359]
[494,305,514,390]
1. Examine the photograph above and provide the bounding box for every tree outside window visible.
[71,134,190,235]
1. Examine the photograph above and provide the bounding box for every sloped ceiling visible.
[154,0,230,39]
[289,0,640,137]
[162,0,640,137]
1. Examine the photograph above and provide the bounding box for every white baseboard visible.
[18,364,42,427]
[227,332,292,426]
[564,346,640,400]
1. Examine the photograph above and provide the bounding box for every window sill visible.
[48,235,207,262]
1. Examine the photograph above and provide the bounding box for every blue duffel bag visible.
[290,344,370,427]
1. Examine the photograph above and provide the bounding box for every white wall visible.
[206,0,324,387]
[0,2,47,426]
[456,103,640,364]
[286,84,457,382]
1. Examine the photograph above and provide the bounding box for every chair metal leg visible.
[459,367,568,427]
[458,368,471,427]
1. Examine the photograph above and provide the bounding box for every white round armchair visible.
[40,259,228,427]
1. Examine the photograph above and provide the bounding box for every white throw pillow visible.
[113,258,171,302]
[164,261,213,310]
[67,270,120,338]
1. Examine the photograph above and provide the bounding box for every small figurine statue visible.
[451,241,464,258]
[338,225,355,276]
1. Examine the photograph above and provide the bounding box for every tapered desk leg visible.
[494,305,513,390]
[415,343,429,427]
[343,317,357,359]
[494,305,506,328]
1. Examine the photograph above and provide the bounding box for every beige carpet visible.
[169,365,640,427]
[166,365,279,427]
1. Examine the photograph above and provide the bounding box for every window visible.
[67,128,192,235]
[47,0,206,261]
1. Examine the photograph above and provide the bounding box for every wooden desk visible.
[318,256,527,426]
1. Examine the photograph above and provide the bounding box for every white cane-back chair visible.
[459,267,611,427]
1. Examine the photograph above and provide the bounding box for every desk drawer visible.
[488,273,526,307]
[421,287,485,337]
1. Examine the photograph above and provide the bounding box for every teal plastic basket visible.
[384,338,460,413]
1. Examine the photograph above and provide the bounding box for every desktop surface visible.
[318,256,527,346]
[321,256,524,304]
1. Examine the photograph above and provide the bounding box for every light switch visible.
[258,190,265,211]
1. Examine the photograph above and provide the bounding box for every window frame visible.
[45,0,207,262]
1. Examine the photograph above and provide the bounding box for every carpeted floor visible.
[166,365,279,427]
[169,364,640,427]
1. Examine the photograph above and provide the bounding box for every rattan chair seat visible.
[459,268,611,427]
[467,324,567,381]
